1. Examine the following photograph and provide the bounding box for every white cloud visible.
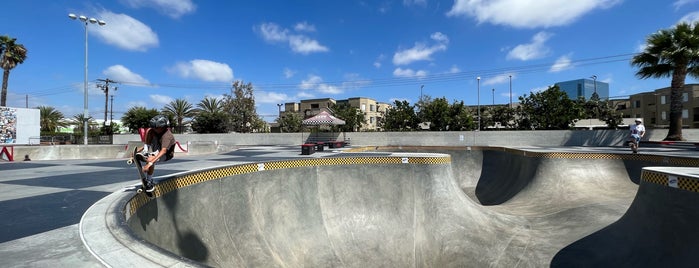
[679,11,699,24]
[150,94,174,107]
[449,65,461,73]
[294,21,317,32]
[256,22,328,55]
[299,75,343,94]
[446,0,622,28]
[393,32,449,65]
[549,55,574,72]
[121,0,196,18]
[171,59,233,82]
[393,68,428,78]
[102,65,150,85]
[283,68,296,79]
[255,91,289,104]
[94,11,159,52]
[431,32,449,44]
[482,74,515,86]
[507,31,552,61]
[258,22,289,42]
[374,54,385,68]
[288,36,329,54]
[674,0,699,10]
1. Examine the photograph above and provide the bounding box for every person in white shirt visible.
[629,118,646,153]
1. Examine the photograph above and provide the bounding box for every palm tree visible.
[69,113,96,135]
[38,106,67,132]
[631,22,699,141]
[0,35,28,107]
[196,96,225,114]
[162,98,195,133]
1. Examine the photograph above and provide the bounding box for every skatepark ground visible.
[1,145,698,267]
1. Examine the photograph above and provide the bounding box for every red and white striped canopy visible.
[302,111,346,126]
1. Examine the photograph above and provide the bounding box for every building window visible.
[370,104,375,112]
[662,111,666,120]
[683,109,688,118]
[311,104,319,109]
[361,104,366,111]
[683,93,689,102]
[660,95,666,104]
[370,117,375,124]
[635,100,641,108]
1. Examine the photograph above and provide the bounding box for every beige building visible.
[613,84,699,128]
[281,97,391,131]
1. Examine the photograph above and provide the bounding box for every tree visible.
[0,35,28,107]
[419,97,450,131]
[447,100,474,131]
[191,111,230,133]
[276,112,302,132]
[38,106,66,133]
[516,85,579,130]
[196,96,225,114]
[382,100,418,131]
[489,106,516,129]
[225,81,263,133]
[68,113,98,137]
[631,22,699,141]
[332,103,366,132]
[162,98,195,133]
[121,106,159,133]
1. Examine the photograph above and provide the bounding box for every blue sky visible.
[2,0,699,122]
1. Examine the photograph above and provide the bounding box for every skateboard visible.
[628,139,638,154]
[127,147,154,197]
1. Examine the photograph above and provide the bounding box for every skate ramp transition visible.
[124,147,699,267]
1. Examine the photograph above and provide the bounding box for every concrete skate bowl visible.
[123,147,699,267]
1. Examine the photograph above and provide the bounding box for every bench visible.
[301,144,316,155]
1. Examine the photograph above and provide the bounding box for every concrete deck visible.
[1,145,698,267]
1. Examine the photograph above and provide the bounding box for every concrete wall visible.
[6,129,699,161]
[114,129,699,148]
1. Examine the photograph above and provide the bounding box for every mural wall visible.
[1,107,17,143]
[0,107,40,145]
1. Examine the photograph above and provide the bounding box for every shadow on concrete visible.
[551,181,699,267]
[475,150,540,205]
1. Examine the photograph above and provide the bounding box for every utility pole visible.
[97,78,116,131]
[110,95,114,129]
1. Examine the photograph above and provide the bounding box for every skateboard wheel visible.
[137,188,143,193]
[127,159,133,165]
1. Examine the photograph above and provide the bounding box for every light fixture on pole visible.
[477,76,480,131]
[590,75,597,95]
[68,13,106,145]
[492,88,495,105]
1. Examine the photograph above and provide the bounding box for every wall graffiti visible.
[0,107,17,144]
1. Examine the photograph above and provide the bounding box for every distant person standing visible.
[138,114,176,192]
[629,118,646,153]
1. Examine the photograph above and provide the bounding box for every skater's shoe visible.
[145,182,156,193]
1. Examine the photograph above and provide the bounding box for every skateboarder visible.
[629,118,645,153]
[138,114,176,192]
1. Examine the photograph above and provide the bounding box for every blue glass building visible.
[555,78,609,100]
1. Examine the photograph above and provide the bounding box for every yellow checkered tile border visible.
[351,146,699,165]
[127,156,451,217]
[641,170,699,193]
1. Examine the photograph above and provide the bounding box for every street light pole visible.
[492,88,495,105]
[509,75,512,108]
[277,103,283,133]
[68,13,106,145]
[477,76,480,131]
[590,75,597,95]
